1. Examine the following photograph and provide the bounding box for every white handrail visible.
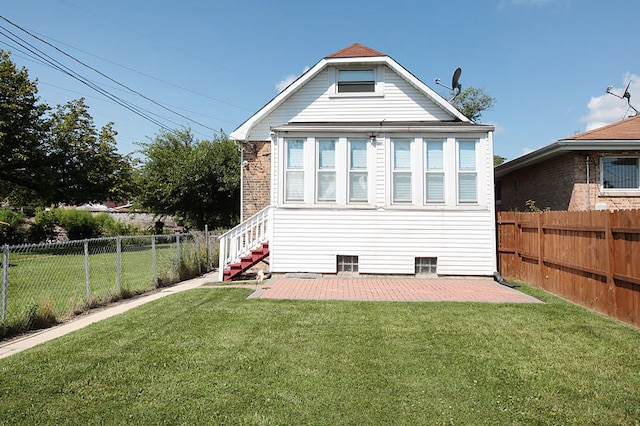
[218,206,271,281]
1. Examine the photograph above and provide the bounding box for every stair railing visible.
[218,206,271,281]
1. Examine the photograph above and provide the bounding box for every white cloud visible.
[275,66,310,92]
[582,73,640,131]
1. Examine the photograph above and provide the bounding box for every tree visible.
[451,87,495,123]
[0,50,136,207]
[0,50,51,199]
[494,155,506,167]
[47,98,136,205]
[135,128,240,230]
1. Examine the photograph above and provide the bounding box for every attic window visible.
[338,69,375,93]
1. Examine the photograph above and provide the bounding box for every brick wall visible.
[497,151,640,211]
[242,141,271,220]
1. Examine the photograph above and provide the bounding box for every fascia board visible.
[230,59,328,141]
[271,123,493,133]
[494,139,640,178]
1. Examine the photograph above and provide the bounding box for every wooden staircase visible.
[222,242,269,281]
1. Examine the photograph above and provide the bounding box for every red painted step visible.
[223,242,269,281]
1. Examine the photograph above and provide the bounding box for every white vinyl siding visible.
[285,139,304,202]
[317,140,336,202]
[246,67,453,140]
[270,208,497,275]
[349,140,368,202]
[425,140,445,202]
[458,140,477,203]
[392,140,412,203]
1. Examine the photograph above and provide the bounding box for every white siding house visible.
[220,43,496,280]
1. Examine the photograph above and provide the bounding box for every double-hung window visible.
[285,139,304,202]
[602,157,640,189]
[393,140,412,203]
[317,140,336,202]
[337,69,375,93]
[349,140,368,202]
[425,141,445,203]
[458,140,477,203]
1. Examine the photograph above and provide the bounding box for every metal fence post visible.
[152,235,157,286]
[196,233,202,275]
[84,240,90,305]
[116,236,122,293]
[205,225,210,272]
[2,245,8,320]
[176,234,181,271]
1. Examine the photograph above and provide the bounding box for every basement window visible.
[337,255,359,273]
[415,257,437,275]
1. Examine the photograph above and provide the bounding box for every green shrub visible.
[56,209,101,240]
[0,208,26,244]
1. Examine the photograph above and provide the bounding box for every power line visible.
[0,24,173,131]
[0,15,223,135]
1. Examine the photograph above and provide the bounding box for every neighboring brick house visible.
[495,115,640,211]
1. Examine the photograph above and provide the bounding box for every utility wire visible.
[0,15,221,135]
[0,25,173,131]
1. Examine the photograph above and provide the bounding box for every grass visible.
[1,241,203,339]
[1,284,639,425]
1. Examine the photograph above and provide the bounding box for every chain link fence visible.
[1,231,224,339]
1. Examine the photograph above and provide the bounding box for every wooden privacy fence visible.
[497,210,640,327]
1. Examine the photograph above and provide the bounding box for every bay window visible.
[425,140,445,202]
[458,140,477,203]
[317,140,336,202]
[285,139,304,202]
[392,140,412,203]
[349,140,368,202]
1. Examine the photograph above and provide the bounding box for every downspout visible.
[586,155,590,211]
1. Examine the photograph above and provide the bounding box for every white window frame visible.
[600,156,640,192]
[457,140,478,204]
[425,140,445,203]
[284,139,305,203]
[329,66,385,97]
[348,139,369,203]
[316,139,337,202]
[392,139,413,204]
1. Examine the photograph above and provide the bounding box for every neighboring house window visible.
[393,140,412,203]
[495,180,502,205]
[349,140,368,203]
[285,139,304,202]
[337,255,359,273]
[425,140,445,203]
[458,140,477,203]
[337,69,375,93]
[602,157,640,189]
[317,140,336,202]
[415,257,437,274]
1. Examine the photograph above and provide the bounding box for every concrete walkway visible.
[1,274,539,359]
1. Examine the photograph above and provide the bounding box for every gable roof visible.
[563,114,640,141]
[495,115,640,178]
[325,43,385,58]
[231,43,470,141]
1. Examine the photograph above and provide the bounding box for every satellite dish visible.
[435,67,463,101]
[452,67,462,93]
[622,80,632,100]
[605,80,639,115]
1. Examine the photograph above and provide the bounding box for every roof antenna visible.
[435,67,462,101]
[605,81,639,115]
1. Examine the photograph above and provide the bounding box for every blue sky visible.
[2,0,639,161]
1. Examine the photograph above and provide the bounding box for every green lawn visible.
[1,240,202,337]
[1,284,639,425]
